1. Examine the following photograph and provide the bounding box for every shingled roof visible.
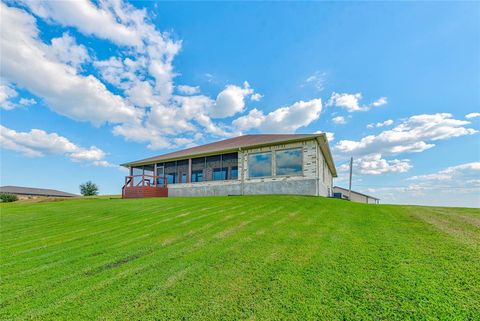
[0,186,77,197]
[122,134,337,176]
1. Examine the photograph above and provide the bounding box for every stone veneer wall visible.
[167,138,334,197]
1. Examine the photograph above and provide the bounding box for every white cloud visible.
[408,162,480,182]
[20,0,144,47]
[177,85,200,95]
[367,119,394,128]
[367,162,480,207]
[332,116,346,124]
[19,98,36,106]
[0,83,18,110]
[210,82,254,118]
[2,1,325,152]
[233,98,323,133]
[372,97,388,107]
[325,132,335,142]
[1,3,139,126]
[465,112,480,119]
[335,113,478,157]
[250,93,263,101]
[339,153,412,175]
[48,33,89,68]
[327,92,387,112]
[0,125,114,167]
[303,71,327,92]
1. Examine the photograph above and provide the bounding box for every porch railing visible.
[122,175,167,197]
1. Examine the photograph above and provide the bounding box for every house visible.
[332,186,379,204]
[121,134,337,198]
[0,186,77,199]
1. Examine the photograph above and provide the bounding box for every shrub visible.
[0,193,18,202]
[79,181,99,196]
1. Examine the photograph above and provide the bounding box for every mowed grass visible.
[1,196,479,320]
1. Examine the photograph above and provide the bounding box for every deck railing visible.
[122,175,168,197]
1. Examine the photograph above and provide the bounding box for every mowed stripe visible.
[1,196,479,320]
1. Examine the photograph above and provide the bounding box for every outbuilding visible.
[121,134,337,198]
[333,186,380,204]
[0,186,77,199]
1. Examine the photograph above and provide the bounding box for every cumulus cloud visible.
[1,3,139,126]
[19,0,144,47]
[48,33,89,68]
[0,125,115,167]
[335,113,478,157]
[367,119,394,128]
[465,112,480,119]
[210,82,254,118]
[2,1,324,152]
[327,92,387,112]
[339,153,412,175]
[233,99,323,133]
[332,116,346,124]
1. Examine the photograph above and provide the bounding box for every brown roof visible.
[0,186,77,197]
[122,134,337,176]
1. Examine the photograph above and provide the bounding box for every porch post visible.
[188,158,192,183]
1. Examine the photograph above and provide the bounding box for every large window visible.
[248,152,272,178]
[275,148,302,176]
[164,161,176,185]
[205,155,221,181]
[191,157,205,182]
[213,168,228,180]
[176,160,188,183]
[222,153,238,180]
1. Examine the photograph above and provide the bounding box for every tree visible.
[80,181,99,196]
[0,193,18,202]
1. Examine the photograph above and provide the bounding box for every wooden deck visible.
[122,175,168,198]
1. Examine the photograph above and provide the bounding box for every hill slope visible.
[1,196,479,320]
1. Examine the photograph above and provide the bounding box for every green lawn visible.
[1,196,479,320]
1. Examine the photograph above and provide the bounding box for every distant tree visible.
[80,181,99,196]
[0,193,18,202]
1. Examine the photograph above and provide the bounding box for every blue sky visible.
[1,0,479,207]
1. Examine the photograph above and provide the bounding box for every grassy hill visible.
[1,195,479,320]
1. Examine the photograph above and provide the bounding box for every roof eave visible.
[316,134,337,177]
[120,135,324,167]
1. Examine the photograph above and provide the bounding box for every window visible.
[132,166,143,176]
[275,148,302,176]
[164,161,176,184]
[222,153,238,180]
[191,170,203,182]
[176,160,188,183]
[213,167,228,180]
[248,152,272,178]
[205,155,221,181]
[192,157,205,182]
[231,166,238,180]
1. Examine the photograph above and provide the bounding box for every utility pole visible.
[348,157,353,200]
